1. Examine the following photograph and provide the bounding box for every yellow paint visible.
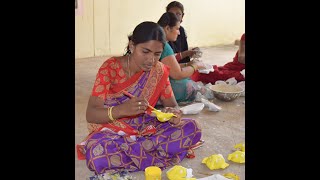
[75,0,245,59]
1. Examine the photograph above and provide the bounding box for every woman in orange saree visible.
[77,22,202,175]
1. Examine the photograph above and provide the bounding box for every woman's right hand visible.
[117,96,149,117]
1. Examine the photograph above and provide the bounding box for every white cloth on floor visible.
[197,174,232,180]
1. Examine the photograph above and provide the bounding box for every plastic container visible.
[145,166,162,180]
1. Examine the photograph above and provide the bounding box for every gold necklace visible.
[127,55,131,78]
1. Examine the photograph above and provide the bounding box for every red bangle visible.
[175,53,182,62]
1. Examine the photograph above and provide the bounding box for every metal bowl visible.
[209,84,244,101]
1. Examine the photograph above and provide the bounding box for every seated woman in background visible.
[166,1,199,64]
[190,33,245,84]
[157,12,205,104]
[77,21,202,175]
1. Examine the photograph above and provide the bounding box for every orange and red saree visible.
[77,57,202,175]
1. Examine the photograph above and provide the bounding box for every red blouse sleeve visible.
[160,77,174,100]
[159,64,174,100]
[91,60,112,100]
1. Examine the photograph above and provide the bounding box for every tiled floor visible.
[75,45,245,180]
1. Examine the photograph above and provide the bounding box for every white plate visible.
[180,103,205,114]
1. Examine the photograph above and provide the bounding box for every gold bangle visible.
[110,106,115,121]
[108,106,116,121]
[107,107,111,120]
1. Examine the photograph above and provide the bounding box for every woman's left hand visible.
[163,107,182,126]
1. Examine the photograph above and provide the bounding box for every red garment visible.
[190,34,245,84]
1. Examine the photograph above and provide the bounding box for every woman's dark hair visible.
[157,12,179,29]
[125,21,166,55]
[166,1,184,15]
